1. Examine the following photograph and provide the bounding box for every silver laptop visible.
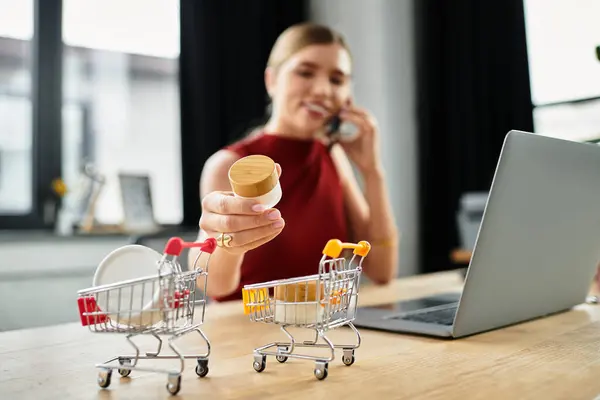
[353,130,600,338]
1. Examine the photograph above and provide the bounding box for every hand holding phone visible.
[325,114,360,143]
[326,99,382,175]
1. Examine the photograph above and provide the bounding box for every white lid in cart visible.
[94,245,163,286]
[93,244,168,327]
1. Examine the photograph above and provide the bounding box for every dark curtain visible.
[415,0,535,273]
[179,0,307,227]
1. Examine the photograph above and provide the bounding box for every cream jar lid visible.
[228,155,278,198]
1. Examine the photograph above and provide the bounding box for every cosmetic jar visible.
[228,155,282,209]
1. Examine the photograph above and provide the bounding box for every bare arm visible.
[331,144,399,284]
[189,150,286,299]
[189,150,245,297]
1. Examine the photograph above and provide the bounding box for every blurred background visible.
[0,0,598,331]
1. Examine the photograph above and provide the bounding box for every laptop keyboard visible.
[392,305,458,326]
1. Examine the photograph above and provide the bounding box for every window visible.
[61,0,182,225]
[0,0,33,215]
[0,0,182,230]
[524,0,600,142]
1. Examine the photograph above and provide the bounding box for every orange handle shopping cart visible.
[242,239,371,380]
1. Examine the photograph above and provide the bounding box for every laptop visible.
[353,130,600,338]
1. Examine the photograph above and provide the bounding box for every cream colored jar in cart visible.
[274,281,326,324]
[228,155,282,208]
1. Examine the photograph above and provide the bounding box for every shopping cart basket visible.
[242,238,370,380]
[77,237,216,395]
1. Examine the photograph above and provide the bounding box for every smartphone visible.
[325,115,359,143]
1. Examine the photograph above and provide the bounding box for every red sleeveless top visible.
[213,132,349,302]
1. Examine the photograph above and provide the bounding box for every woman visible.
[191,23,399,301]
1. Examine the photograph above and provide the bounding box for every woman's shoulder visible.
[200,148,241,194]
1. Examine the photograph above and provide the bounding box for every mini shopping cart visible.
[242,239,370,380]
[76,237,216,395]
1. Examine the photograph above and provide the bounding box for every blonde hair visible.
[267,23,352,71]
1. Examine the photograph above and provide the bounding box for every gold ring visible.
[216,233,233,247]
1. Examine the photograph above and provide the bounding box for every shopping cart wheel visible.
[195,358,209,377]
[253,354,267,372]
[342,349,355,366]
[166,374,181,395]
[97,369,112,388]
[314,361,329,380]
[118,357,132,377]
[276,346,288,363]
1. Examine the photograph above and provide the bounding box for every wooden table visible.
[2,271,600,400]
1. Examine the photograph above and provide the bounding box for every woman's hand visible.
[337,103,383,176]
[199,165,285,255]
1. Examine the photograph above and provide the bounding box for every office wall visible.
[309,0,418,275]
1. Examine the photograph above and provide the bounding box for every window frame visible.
[0,0,63,230]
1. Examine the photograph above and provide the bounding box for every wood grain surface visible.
[2,271,600,400]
